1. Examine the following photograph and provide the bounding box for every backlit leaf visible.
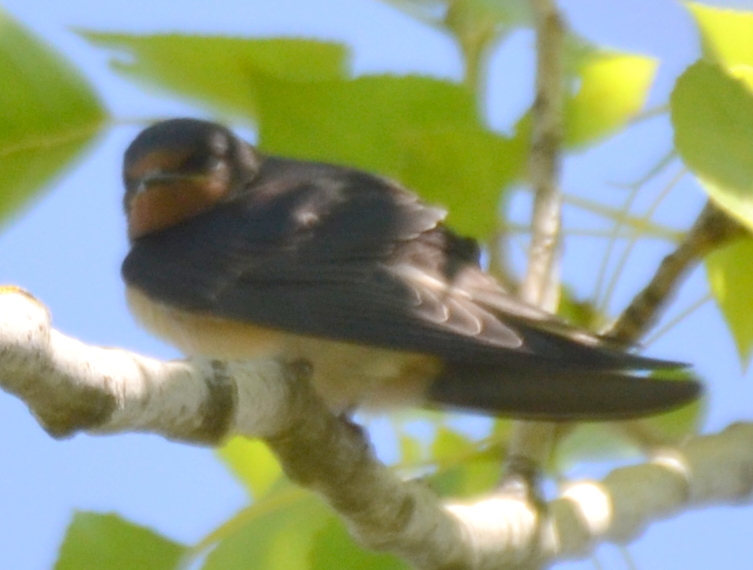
[311,518,408,570]
[0,9,106,225]
[565,51,657,147]
[687,2,753,67]
[55,512,184,570]
[81,32,347,121]
[217,436,282,500]
[671,60,753,231]
[203,489,330,570]
[706,237,753,366]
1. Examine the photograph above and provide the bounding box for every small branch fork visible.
[2,288,753,569]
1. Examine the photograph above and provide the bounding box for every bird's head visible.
[123,118,261,240]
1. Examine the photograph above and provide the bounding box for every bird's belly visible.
[285,336,438,411]
[126,287,439,411]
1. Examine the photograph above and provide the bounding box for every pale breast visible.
[126,287,439,411]
[126,286,288,359]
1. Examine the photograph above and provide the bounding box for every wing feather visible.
[123,156,670,370]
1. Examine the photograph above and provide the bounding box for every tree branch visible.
[0,287,290,443]
[521,0,564,309]
[606,201,746,343]
[505,0,566,485]
[3,288,751,568]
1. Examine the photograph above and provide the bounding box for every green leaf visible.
[217,436,282,500]
[254,73,518,238]
[706,237,753,365]
[430,452,500,497]
[255,74,478,165]
[671,60,753,231]
[428,427,473,495]
[461,0,532,25]
[381,0,531,29]
[203,489,331,570]
[442,0,530,55]
[429,427,500,496]
[431,425,474,461]
[55,512,185,570]
[565,50,657,147]
[311,517,408,570]
[398,433,424,465]
[400,127,523,237]
[510,42,657,153]
[80,32,347,121]
[0,9,106,226]
[557,287,603,330]
[687,2,753,67]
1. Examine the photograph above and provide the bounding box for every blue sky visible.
[1,1,752,568]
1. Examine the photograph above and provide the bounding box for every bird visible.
[121,118,701,420]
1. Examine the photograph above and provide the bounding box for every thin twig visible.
[625,104,670,127]
[598,167,686,313]
[606,201,746,343]
[594,183,642,305]
[515,186,684,240]
[503,223,677,240]
[643,293,712,348]
[594,149,677,304]
[563,193,683,240]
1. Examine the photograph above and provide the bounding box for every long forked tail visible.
[427,362,702,420]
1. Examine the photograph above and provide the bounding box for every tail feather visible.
[427,362,701,420]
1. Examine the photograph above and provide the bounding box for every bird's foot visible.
[498,454,547,514]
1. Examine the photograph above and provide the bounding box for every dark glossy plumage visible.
[122,119,701,419]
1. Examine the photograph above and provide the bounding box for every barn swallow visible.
[121,118,700,420]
